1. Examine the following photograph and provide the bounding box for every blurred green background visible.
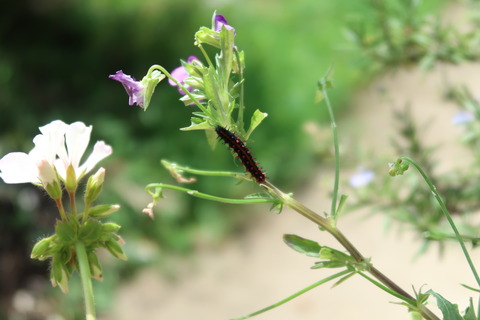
[0,0,447,318]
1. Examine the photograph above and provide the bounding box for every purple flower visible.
[349,169,375,188]
[452,111,474,125]
[109,71,145,107]
[214,14,235,34]
[169,56,199,95]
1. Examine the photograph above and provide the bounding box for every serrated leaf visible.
[283,234,321,257]
[427,290,462,320]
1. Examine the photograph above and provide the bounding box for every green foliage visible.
[345,0,480,71]
[427,290,463,320]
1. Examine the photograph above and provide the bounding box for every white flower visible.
[0,120,112,187]
[55,122,112,182]
[0,120,67,184]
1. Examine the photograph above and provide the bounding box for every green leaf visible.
[426,290,462,320]
[283,234,321,257]
[79,219,103,244]
[335,194,349,216]
[245,109,268,140]
[463,298,477,320]
[180,120,212,131]
[460,283,480,293]
[56,220,78,244]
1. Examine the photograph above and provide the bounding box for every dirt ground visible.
[102,6,480,320]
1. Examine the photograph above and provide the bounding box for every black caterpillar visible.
[215,126,267,183]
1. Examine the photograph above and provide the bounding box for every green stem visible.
[357,271,415,304]
[75,241,95,320]
[321,80,340,218]
[148,65,210,116]
[233,48,245,131]
[146,183,278,205]
[262,181,439,320]
[161,160,252,181]
[231,270,351,320]
[400,156,480,288]
[55,198,67,221]
[69,191,77,215]
[197,44,214,68]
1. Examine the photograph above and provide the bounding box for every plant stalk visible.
[75,241,96,320]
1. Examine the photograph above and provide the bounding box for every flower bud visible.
[88,204,120,219]
[31,236,54,260]
[65,164,77,193]
[141,70,165,111]
[51,258,70,293]
[37,160,62,199]
[85,167,105,205]
[105,239,128,261]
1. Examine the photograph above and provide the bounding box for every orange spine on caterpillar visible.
[215,126,267,183]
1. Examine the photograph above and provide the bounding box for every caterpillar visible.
[215,126,267,183]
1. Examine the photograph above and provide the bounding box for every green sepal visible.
[56,220,78,245]
[105,239,128,261]
[141,69,165,111]
[78,219,103,245]
[88,251,103,281]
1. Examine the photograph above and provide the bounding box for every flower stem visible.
[231,270,351,320]
[149,65,210,116]
[400,156,480,288]
[320,73,340,218]
[146,183,278,205]
[55,198,67,221]
[75,241,96,320]
[69,191,77,215]
[262,180,439,320]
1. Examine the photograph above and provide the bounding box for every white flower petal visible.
[79,141,112,177]
[54,158,67,181]
[0,152,39,184]
[64,122,92,170]
[34,120,68,164]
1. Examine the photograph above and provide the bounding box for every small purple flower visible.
[349,169,375,188]
[214,14,235,34]
[169,56,199,95]
[452,111,474,125]
[109,71,145,107]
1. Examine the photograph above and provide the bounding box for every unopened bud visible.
[85,167,105,205]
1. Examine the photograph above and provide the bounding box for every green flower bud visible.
[88,204,120,219]
[31,236,55,260]
[85,167,105,205]
[105,239,128,261]
[65,164,77,193]
[51,258,70,293]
